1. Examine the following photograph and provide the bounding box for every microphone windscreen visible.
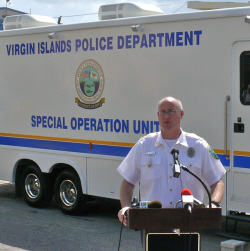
[148,200,162,208]
[181,188,192,196]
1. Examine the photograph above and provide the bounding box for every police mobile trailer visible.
[0,2,249,218]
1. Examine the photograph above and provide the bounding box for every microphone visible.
[170,152,212,208]
[193,198,205,208]
[148,200,162,208]
[181,166,212,208]
[181,188,193,213]
[170,149,181,178]
[131,197,139,208]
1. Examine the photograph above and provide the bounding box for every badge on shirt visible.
[145,151,156,167]
[187,147,195,158]
[207,145,219,159]
[155,141,161,147]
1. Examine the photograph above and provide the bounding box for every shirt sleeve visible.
[117,140,142,185]
[200,139,226,186]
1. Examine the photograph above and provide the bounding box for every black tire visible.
[54,170,84,215]
[21,165,53,208]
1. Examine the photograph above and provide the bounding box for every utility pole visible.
[4,0,11,18]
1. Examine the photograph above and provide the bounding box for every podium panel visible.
[146,233,200,251]
[129,208,222,231]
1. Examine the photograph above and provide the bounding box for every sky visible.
[1,0,250,24]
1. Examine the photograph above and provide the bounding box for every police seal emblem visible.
[187,147,195,158]
[207,145,219,159]
[75,59,105,109]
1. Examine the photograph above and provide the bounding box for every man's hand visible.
[118,207,130,226]
[118,179,135,226]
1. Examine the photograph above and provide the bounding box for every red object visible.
[89,143,92,149]
[181,188,192,196]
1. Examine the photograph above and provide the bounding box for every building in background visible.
[0,7,26,30]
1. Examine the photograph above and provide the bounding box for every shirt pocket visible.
[140,155,162,180]
[182,157,202,177]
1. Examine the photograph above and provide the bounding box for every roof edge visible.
[1,6,250,36]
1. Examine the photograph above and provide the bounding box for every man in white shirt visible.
[117,97,226,226]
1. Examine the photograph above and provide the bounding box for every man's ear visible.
[181,110,184,119]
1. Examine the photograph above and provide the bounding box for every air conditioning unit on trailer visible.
[3,14,57,30]
[98,2,164,20]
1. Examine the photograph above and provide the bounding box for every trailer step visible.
[220,239,250,251]
[226,213,250,233]
[217,231,250,242]
[227,214,250,223]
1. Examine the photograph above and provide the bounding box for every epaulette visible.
[139,135,147,140]
[139,132,159,141]
[185,133,207,146]
[185,132,201,140]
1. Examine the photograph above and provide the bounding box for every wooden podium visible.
[128,208,222,250]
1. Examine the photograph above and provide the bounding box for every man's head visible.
[157,97,184,139]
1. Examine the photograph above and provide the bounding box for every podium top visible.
[128,208,222,231]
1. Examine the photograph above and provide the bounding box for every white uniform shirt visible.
[117,130,226,208]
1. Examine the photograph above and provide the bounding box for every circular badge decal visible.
[187,147,195,158]
[75,59,105,106]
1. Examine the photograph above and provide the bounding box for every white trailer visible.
[0,3,250,216]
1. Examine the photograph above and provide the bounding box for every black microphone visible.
[148,200,162,208]
[131,197,139,208]
[171,149,181,178]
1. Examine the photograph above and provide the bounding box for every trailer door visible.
[229,41,250,213]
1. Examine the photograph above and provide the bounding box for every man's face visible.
[157,98,184,138]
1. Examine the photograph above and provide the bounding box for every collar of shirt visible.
[154,129,189,149]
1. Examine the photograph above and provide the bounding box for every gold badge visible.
[145,151,156,168]
[155,142,161,146]
[187,147,195,158]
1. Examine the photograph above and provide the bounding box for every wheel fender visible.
[14,153,87,194]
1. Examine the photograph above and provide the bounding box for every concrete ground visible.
[0,180,249,251]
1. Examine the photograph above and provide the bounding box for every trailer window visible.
[240,51,250,105]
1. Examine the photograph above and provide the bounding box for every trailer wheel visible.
[21,165,53,208]
[54,170,84,215]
